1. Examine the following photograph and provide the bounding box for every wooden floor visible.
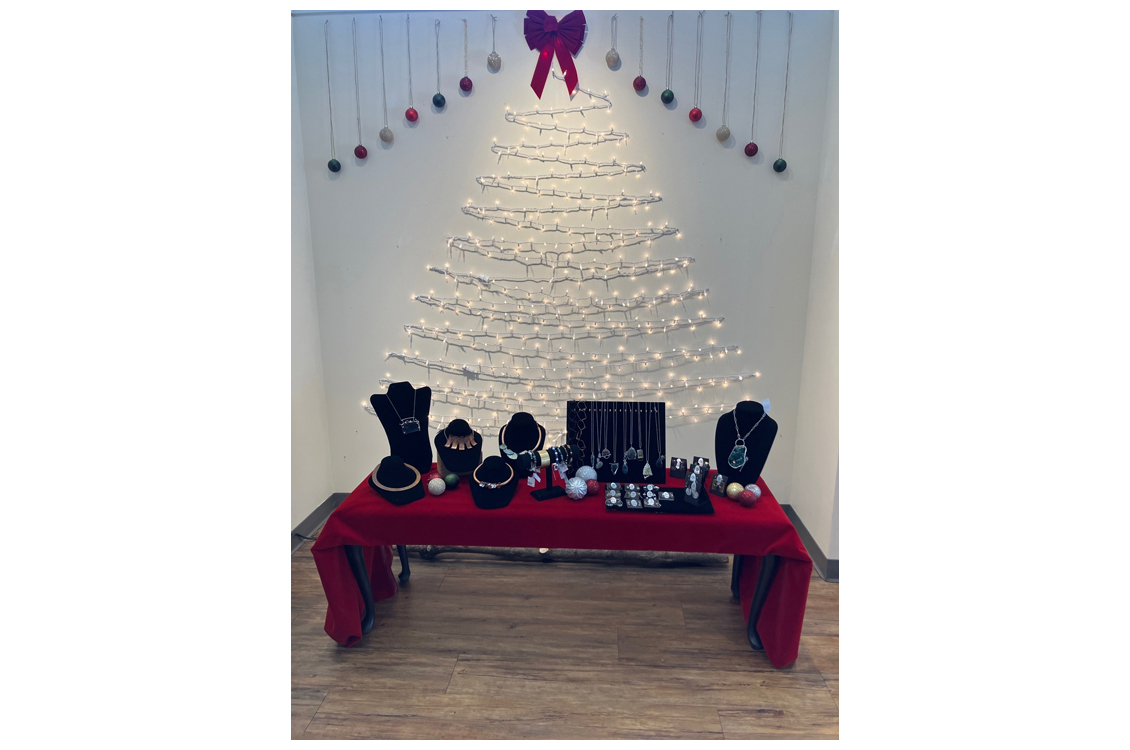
[292,539,839,740]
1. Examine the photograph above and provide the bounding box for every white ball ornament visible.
[565,477,588,500]
[428,477,446,496]
[379,127,394,143]
[575,465,598,481]
[743,484,762,500]
[606,49,620,68]
[487,51,501,71]
[716,125,731,142]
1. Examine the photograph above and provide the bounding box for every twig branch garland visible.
[774,11,793,173]
[661,13,674,104]
[404,15,418,122]
[716,12,733,141]
[745,11,764,157]
[432,19,445,109]
[323,21,340,172]
[352,18,367,158]
[488,15,501,70]
[632,17,646,91]
[460,19,473,91]
[378,16,393,143]
[689,11,704,122]
[606,14,620,68]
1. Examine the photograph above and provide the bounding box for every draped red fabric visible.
[523,10,586,97]
[312,465,812,667]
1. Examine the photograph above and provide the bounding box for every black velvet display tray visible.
[605,486,715,515]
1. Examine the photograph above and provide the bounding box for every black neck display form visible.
[714,401,778,485]
[498,412,546,476]
[370,382,433,475]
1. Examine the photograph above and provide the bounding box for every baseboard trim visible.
[780,504,839,583]
[292,492,349,554]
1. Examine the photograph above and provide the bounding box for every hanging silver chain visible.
[378,16,388,127]
[779,11,793,158]
[693,11,704,108]
[638,16,644,77]
[749,11,763,142]
[491,14,497,54]
[323,20,336,159]
[405,14,413,108]
[434,19,441,92]
[721,12,733,126]
[352,18,363,144]
[463,18,468,76]
[610,13,618,51]
[665,13,674,90]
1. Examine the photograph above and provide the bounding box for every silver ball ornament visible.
[575,465,598,481]
[427,477,446,496]
[487,51,501,71]
[744,484,762,500]
[606,49,620,68]
[565,477,588,500]
[379,127,394,143]
[716,125,731,142]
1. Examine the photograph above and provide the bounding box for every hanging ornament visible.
[745,11,764,157]
[606,14,620,67]
[523,10,586,99]
[775,11,794,173]
[689,11,705,122]
[377,16,394,143]
[350,19,367,159]
[716,13,733,141]
[632,16,646,91]
[404,15,418,122]
[487,15,501,70]
[459,19,473,91]
[432,19,446,109]
[322,21,340,172]
[661,13,675,104]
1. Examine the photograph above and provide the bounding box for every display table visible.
[312,465,812,668]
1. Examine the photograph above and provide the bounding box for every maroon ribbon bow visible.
[523,10,586,98]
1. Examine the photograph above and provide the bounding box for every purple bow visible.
[523,10,587,98]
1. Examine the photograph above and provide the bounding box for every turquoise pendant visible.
[626,447,637,460]
[621,458,629,474]
[728,443,748,470]
[611,462,619,475]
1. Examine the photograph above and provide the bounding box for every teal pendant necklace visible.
[728,407,767,470]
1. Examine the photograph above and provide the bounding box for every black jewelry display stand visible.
[566,401,667,484]
[370,382,433,476]
[530,467,566,501]
[714,401,778,486]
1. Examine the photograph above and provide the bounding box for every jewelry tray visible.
[605,486,715,515]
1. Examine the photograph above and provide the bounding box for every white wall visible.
[292,39,335,529]
[291,10,836,510]
[788,11,839,561]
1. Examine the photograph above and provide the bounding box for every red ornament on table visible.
[689,107,702,122]
[744,142,758,157]
[585,479,601,496]
[405,107,419,122]
[632,75,646,92]
[738,489,758,507]
[460,76,473,92]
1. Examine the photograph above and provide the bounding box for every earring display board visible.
[566,401,667,484]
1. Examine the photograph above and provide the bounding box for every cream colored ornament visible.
[428,477,446,495]
[716,125,730,141]
[380,127,394,143]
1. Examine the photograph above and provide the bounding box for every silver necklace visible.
[642,405,654,478]
[728,406,767,470]
[386,387,421,434]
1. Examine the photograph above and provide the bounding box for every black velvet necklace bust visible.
[434,418,483,476]
[497,412,545,475]
[370,382,433,475]
[714,401,778,485]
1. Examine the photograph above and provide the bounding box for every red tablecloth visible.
[312,466,812,668]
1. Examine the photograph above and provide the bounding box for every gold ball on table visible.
[726,482,744,500]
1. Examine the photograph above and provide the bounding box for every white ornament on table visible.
[565,476,588,500]
[575,465,598,481]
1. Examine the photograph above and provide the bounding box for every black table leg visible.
[730,555,744,599]
[396,544,411,584]
[745,554,780,651]
[344,545,376,635]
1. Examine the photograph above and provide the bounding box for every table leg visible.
[746,554,780,651]
[344,545,376,635]
[730,555,744,599]
[396,544,411,584]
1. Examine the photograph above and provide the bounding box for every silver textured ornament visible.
[606,48,620,67]
[487,51,501,71]
[716,125,731,142]
[379,126,394,143]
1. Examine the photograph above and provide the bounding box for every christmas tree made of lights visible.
[379,73,758,442]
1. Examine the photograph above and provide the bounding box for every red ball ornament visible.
[405,107,419,122]
[354,145,368,159]
[738,489,758,507]
[689,107,702,122]
[633,76,646,92]
[744,142,759,157]
[585,479,601,496]
[459,76,473,92]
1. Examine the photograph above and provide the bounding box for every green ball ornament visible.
[444,473,460,489]
[327,159,341,173]
[433,92,446,108]
[660,88,674,104]
[773,158,787,173]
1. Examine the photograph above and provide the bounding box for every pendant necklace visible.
[656,404,664,469]
[588,402,596,467]
[728,407,767,470]
[642,405,654,478]
[600,402,612,461]
[626,403,638,460]
[620,404,629,474]
[386,386,421,434]
[610,407,619,474]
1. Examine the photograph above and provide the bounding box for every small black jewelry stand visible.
[530,467,565,501]
[370,382,433,476]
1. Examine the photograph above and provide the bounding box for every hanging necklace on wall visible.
[656,403,664,469]
[716,12,733,141]
[377,16,393,143]
[745,11,764,157]
[404,15,419,122]
[600,402,612,461]
[460,19,473,92]
[606,14,620,68]
[661,13,674,104]
[774,11,793,173]
[323,21,341,172]
[588,402,596,466]
[633,16,646,92]
[689,11,704,122]
[729,407,767,470]
[642,405,654,478]
[595,403,606,468]
[625,403,637,460]
[620,404,630,474]
[386,386,421,434]
[487,15,501,71]
[351,19,367,159]
[610,406,619,474]
[432,19,446,109]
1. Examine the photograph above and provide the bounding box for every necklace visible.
[642,404,654,478]
[625,402,637,460]
[611,405,620,475]
[386,387,421,435]
[599,402,611,462]
[656,403,664,469]
[728,406,767,470]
